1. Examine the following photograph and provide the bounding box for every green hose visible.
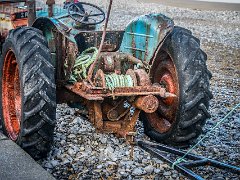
[105,73,134,91]
[69,47,99,82]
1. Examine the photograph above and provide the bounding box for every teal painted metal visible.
[34,6,83,43]
[36,6,68,18]
[35,5,74,38]
[119,14,174,62]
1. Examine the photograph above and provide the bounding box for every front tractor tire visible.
[141,27,213,147]
[0,27,56,159]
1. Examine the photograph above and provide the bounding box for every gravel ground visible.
[37,0,239,179]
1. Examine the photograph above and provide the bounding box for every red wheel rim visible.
[146,51,179,133]
[2,50,21,141]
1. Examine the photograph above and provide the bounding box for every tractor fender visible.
[119,13,174,63]
[32,17,76,43]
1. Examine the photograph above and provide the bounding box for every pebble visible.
[50,160,59,167]
[132,168,147,176]
[100,137,107,144]
[119,171,128,177]
[67,148,76,156]
[44,162,53,169]
[154,168,161,174]
[163,171,171,176]
[144,165,154,174]
[68,134,76,139]
[97,165,103,169]
[105,146,114,154]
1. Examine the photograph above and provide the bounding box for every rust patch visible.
[135,95,159,114]
[134,69,151,86]
[66,82,168,101]
[146,51,179,133]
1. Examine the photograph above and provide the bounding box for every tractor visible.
[0,0,212,160]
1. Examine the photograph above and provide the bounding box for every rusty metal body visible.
[0,0,175,141]
[0,1,28,43]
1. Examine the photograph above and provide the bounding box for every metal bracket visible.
[138,141,240,180]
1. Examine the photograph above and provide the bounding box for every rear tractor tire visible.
[0,27,56,159]
[141,26,213,147]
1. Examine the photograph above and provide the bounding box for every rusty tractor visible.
[0,0,212,159]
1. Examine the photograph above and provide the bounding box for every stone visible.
[100,137,107,144]
[68,148,76,155]
[72,117,82,124]
[105,146,114,154]
[44,162,53,169]
[50,160,59,167]
[119,170,128,177]
[68,134,76,139]
[163,171,171,176]
[144,165,154,174]
[97,165,103,169]
[154,168,161,174]
[132,168,146,176]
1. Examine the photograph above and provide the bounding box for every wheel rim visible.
[146,51,179,133]
[2,50,21,141]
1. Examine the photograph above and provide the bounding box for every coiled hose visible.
[105,73,134,91]
[70,47,98,82]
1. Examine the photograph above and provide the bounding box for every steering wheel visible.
[68,2,105,25]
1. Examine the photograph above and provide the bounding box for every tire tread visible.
[1,26,56,159]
